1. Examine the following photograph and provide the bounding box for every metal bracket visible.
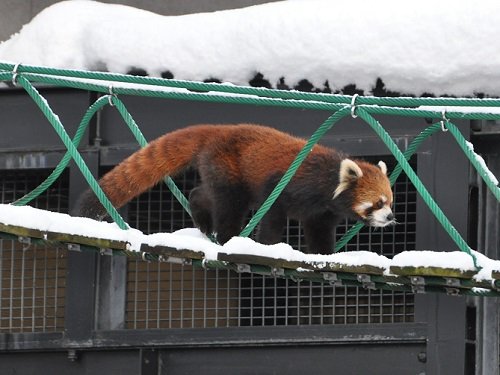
[100,248,113,256]
[236,264,251,273]
[67,349,78,362]
[357,274,376,290]
[17,236,31,250]
[444,278,461,288]
[323,272,342,286]
[271,267,285,277]
[410,276,426,294]
[67,243,81,252]
[157,255,191,265]
[445,287,461,296]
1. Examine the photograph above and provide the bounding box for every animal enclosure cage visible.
[0,160,415,332]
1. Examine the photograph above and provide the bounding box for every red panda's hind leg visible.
[189,186,214,236]
[211,184,251,245]
[256,204,287,245]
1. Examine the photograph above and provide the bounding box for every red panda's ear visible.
[377,161,388,175]
[333,159,363,199]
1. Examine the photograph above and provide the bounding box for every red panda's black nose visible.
[386,213,395,222]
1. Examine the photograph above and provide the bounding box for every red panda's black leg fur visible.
[256,204,287,245]
[302,212,340,254]
[210,184,251,245]
[189,186,214,236]
[72,187,107,220]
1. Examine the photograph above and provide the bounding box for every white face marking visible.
[380,195,388,203]
[371,205,394,227]
[355,202,373,218]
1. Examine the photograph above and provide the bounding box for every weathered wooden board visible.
[390,265,476,279]
[0,222,46,240]
[0,222,130,251]
[46,232,129,251]
[140,244,205,261]
[491,270,500,280]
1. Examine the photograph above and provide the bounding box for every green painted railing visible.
[1,61,499,271]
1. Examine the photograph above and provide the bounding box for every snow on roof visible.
[2,0,500,96]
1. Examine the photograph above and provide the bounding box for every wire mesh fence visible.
[0,169,68,333]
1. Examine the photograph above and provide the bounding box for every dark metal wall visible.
[0,86,485,374]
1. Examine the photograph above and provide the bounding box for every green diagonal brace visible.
[15,75,129,230]
[356,107,479,269]
[239,106,351,237]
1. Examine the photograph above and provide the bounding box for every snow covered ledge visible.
[1,203,499,287]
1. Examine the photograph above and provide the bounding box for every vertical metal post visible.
[95,253,127,330]
[476,155,500,375]
[415,121,470,375]
[64,151,100,339]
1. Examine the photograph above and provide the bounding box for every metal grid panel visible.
[126,161,415,329]
[0,169,68,333]
[127,263,240,329]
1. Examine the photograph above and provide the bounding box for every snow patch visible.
[392,250,477,272]
[465,141,499,186]
[3,0,500,96]
[2,203,497,282]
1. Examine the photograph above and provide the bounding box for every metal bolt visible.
[417,351,427,363]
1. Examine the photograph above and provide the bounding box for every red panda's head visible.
[333,159,395,227]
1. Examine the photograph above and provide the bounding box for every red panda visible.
[75,124,394,254]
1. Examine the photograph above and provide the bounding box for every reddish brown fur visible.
[77,123,393,252]
[352,160,393,210]
[97,124,338,209]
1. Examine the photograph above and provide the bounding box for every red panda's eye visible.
[375,201,384,209]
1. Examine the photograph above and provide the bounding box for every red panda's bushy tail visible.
[73,125,213,220]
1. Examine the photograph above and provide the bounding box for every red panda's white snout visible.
[334,159,395,227]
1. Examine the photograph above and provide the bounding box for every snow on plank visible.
[1,204,499,287]
[0,204,141,251]
[218,237,389,275]
[0,221,129,251]
[390,250,500,281]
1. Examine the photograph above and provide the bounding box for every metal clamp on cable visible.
[440,109,449,132]
[350,93,359,118]
[11,62,22,86]
[108,85,116,106]
[201,258,209,269]
[141,251,151,262]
